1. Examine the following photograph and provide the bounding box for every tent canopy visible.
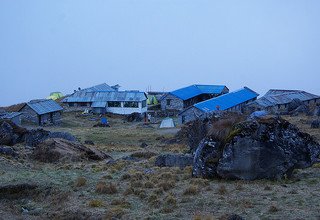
[160,117,175,128]
[47,92,63,100]
[147,95,159,105]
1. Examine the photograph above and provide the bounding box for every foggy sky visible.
[1,0,320,106]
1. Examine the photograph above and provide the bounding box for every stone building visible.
[246,89,320,113]
[62,90,147,115]
[178,87,259,124]
[160,84,229,114]
[0,112,22,125]
[19,99,63,125]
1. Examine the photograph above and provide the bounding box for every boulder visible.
[0,146,17,157]
[49,132,77,142]
[155,154,193,168]
[84,140,95,145]
[31,138,112,163]
[316,107,320,116]
[193,117,320,180]
[24,129,76,147]
[125,112,143,122]
[0,120,27,146]
[311,120,320,129]
[192,139,220,178]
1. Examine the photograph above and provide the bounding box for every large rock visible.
[155,153,193,168]
[24,129,76,147]
[311,120,320,129]
[0,120,27,146]
[31,138,112,163]
[0,146,17,157]
[193,117,320,180]
[0,120,76,147]
[192,140,220,178]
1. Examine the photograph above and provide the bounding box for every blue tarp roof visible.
[194,87,259,112]
[170,84,227,100]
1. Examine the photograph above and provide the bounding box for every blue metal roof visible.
[170,84,228,100]
[26,99,63,115]
[194,87,259,112]
[62,91,147,103]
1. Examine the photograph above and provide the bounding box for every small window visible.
[166,99,171,106]
[124,101,139,108]
[142,100,147,108]
[69,103,74,107]
[80,102,88,107]
[108,101,121,107]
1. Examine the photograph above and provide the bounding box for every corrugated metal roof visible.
[170,84,228,100]
[253,90,319,107]
[82,83,115,92]
[62,91,147,103]
[26,99,63,115]
[0,112,22,119]
[91,101,107,108]
[194,87,259,112]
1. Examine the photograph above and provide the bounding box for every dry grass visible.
[183,185,199,195]
[217,185,227,195]
[11,112,319,219]
[95,181,118,194]
[157,180,176,191]
[74,176,87,187]
[269,205,280,213]
[110,198,131,208]
[88,199,104,207]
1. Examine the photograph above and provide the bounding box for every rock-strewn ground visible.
[0,112,319,219]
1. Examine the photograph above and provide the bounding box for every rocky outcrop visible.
[192,117,320,180]
[155,153,193,168]
[25,129,77,147]
[0,120,27,146]
[0,119,77,147]
[311,120,320,129]
[0,146,17,157]
[31,138,112,163]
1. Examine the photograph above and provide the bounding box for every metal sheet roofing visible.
[26,99,63,115]
[82,83,115,92]
[62,91,147,103]
[194,87,259,112]
[170,84,228,100]
[253,90,319,107]
[0,112,22,119]
[91,101,107,108]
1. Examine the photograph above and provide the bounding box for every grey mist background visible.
[0,0,319,106]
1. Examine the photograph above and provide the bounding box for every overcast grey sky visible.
[0,0,319,106]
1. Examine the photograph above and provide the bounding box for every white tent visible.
[160,117,175,128]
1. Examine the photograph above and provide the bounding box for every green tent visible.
[47,92,63,100]
[147,95,159,105]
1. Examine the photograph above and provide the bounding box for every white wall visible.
[106,101,147,115]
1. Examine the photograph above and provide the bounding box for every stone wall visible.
[161,94,184,111]
[20,105,62,125]
[178,107,204,124]
[20,105,39,124]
